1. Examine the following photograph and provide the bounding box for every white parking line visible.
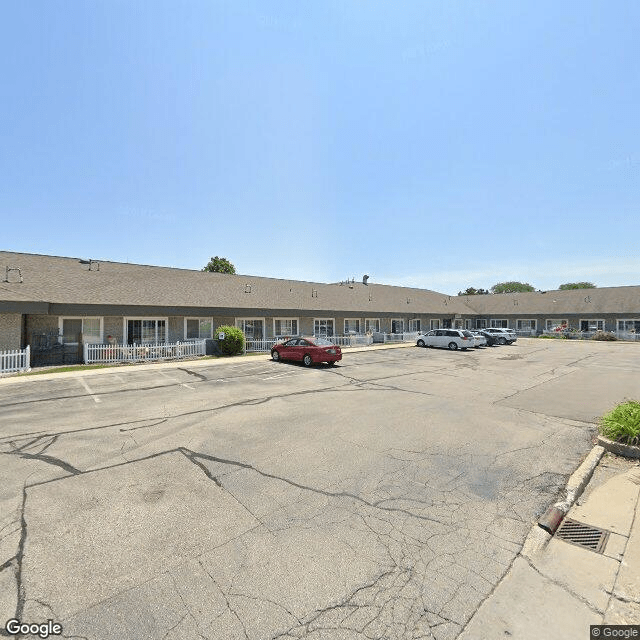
[79,378,101,403]
[158,370,195,390]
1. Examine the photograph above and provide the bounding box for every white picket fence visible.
[383,332,419,343]
[244,339,278,353]
[244,335,375,352]
[0,346,31,375]
[84,340,206,364]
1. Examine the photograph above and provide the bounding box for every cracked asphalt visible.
[1,339,638,639]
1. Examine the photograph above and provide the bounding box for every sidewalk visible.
[0,341,414,385]
[459,449,640,638]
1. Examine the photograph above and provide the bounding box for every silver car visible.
[482,328,517,344]
[416,329,475,350]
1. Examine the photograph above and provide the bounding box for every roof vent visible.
[312,288,318,298]
[244,284,252,293]
[363,274,369,285]
[4,266,23,283]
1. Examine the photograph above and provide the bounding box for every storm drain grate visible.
[554,518,609,554]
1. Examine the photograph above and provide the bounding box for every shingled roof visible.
[462,286,640,316]
[0,252,473,315]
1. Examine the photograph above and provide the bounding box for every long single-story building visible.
[1,252,639,360]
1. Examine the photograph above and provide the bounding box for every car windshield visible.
[313,337,334,346]
[462,331,474,337]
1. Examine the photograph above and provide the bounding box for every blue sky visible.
[1,1,638,294]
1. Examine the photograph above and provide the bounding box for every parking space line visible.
[79,378,101,403]
[158,370,195,390]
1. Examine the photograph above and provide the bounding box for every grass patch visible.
[17,364,115,376]
[599,401,640,446]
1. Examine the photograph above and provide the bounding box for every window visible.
[465,319,472,330]
[236,319,264,340]
[391,319,404,333]
[314,319,334,337]
[126,319,167,344]
[185,318,212,340]
[409,319,421,332]
[618,319,640,333]
[59,317,103,344]
[453,319,463,329]
[546,319,569,331]
[442,319,452,328]
[516,319,537,331]
[365,318,380,333]
[489,319,508,328]
[475,319,487,329]
[344,319,361,334]
[274,318,298,337]
[430,319,440,330]
[580,319,605,332]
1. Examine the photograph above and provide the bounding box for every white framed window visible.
[516,319,537,331]
[274,318,298,337]
[344,319,361,334]
[454,319,464,329]
[409,319,421,332]
[618,319,640,333]
[59,317,103,344]
[545,319,569,331]
[475,319,487,329]
[489,319,508,328]
[430,319,441,330]
[236,319,264,340]
[124,318,168,344]
[184,318,213,340]
[391,319,404,334]
[365,318,380,333]
[580,319,605,332]
[314,318,334,337]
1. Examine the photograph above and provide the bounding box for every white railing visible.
[84,340,206,364]
[515,330,537,336]
[0,346,30,375]
[325,334,374,347]
[244,339,278,352]
[383,332,419,343]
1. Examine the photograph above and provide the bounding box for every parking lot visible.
[1,338,639,640]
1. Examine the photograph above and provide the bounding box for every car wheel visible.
[448,342,458,351]
[499,337,507,345]
[271,350,280,361]
[303,354,313,367]
[417,339,425,347]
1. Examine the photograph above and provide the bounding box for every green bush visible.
[215,325,244,356]
[592,331,618,341]
[538,334,567,339]
[599,401,640,445]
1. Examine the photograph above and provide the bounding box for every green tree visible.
[203,256,236,274]
[458,287,491,296]
[215,325,244,356]
[490,281,535,294]
[558,282,596,290]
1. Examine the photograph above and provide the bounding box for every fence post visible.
[25,345,31,371]
[83,342,89,364]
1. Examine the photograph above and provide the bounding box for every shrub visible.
[599,401,640,446]
[215,325,244,356]
[592,331,618,341]
[538,334,567,339]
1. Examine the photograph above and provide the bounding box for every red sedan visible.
[271,337,342,366]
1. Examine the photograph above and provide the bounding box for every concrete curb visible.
[521,445,606,557]
[0,341,415,385]
[597,435,640,459]
[554,444,606,513]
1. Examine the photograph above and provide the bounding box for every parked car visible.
[271,336,342,366]
[416,329,475,350]
[477,330,499,346]
[482,328,517,345]
[470,331,487,348]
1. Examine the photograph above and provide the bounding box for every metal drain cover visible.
[554,518,609,553]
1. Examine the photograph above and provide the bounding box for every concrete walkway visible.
[459,450,640,638]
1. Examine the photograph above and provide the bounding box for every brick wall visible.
[0,313,22,351]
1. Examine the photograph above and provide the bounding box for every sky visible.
[1,1,638,295]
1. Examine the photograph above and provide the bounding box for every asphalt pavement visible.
[1,338,639,639]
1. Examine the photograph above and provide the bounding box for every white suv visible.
[482,328,517,344]
[416,329,475,350]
